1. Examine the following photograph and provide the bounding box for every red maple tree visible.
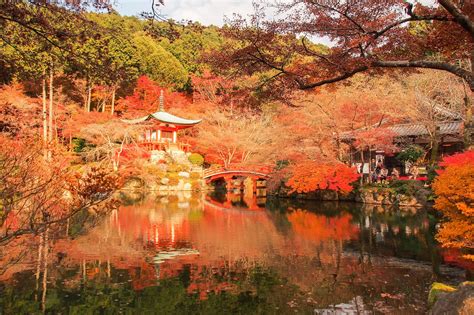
[287,162,360,194]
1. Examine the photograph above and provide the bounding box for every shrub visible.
[190,172,201,180]
[389,180,423,196]
[397,145,425,164]
[167,163,186,173]
[432,151,474,259]
[167,173,180,186]
[72,138,86,153]
[188,153,204,166]
[287,162,360,194]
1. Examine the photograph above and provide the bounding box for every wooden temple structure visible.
[124,91,201,152]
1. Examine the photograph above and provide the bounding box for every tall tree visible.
[219,0,474,144]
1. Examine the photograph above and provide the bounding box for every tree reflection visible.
[0,193,469,313]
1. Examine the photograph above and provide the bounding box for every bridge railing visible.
[203,165,272,179]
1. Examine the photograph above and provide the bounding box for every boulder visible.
[179,171,190,178]
[431,282,474,315]
[176,179,185,190]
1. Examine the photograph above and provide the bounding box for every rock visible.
[429,282,456,306]
[123,178,145,190]
[178,171,190,178]
[431,282,474,315]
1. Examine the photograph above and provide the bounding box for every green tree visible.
[133,33,189,89]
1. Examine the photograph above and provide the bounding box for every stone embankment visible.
[273,182,431,207]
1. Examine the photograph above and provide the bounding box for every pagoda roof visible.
[123,111,202,126]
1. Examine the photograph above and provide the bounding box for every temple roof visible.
[122,90,201,127]
[341,120,463,140]
[123,111,202,126]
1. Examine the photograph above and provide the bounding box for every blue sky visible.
[115,0,255,26]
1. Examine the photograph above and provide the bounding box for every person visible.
[380,168,389,183]
[391,168,400,180]
[371,170,378,183]
[370,158,376,173]
[376,159,383,170]
[409,165,419,180]
[412,165,419,180]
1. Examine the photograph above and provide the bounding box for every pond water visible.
[0,192,472,314]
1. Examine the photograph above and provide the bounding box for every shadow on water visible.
[0,191,471,314]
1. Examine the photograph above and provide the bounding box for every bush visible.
[432,151,474,257]
[72,138,86,153]
[167,163,186,173]
[188,153,204,166]
[389,180,423,196]
[167,173,180,186]
[397,145,425,164]
[190,172,201,180]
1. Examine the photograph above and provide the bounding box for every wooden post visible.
[173,131,177,143]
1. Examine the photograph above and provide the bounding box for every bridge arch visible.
[203,166,271,197]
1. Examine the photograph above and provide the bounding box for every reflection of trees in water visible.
[0,194,465,313]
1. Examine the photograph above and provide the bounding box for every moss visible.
[188,153,204,166]
[428,282,456,306]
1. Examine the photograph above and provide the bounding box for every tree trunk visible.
[431,136,439,164]
[464,85,473,149]
[111,86,116,115]
[41,228,49,313]
[48,67,54,143]
[42,70,47,144]
[464,52,474,148]
[86,82,92,112]
[34,233,44,301]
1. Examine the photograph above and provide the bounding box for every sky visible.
[115,0,255,26]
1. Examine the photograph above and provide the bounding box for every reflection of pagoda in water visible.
[43,195,467,310]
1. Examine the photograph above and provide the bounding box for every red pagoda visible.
[125,91,201,152]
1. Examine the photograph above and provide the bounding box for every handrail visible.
[203,167,271,179]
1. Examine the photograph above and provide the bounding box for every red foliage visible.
[438,150,474,169]
[287,162,360,194]
[62,111,111,138]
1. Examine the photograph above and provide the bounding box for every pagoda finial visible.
[159,90,164,112]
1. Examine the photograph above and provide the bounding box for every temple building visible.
[124,91,201,153]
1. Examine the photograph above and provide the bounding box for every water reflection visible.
[0,192,470,314]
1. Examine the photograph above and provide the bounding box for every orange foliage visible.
[353,128,396,153]
[287,162,360,194]
[432,151,474,259]
[288,210,358,243]
[62,111,111,138]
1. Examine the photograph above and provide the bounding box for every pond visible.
[0,192,471,314]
